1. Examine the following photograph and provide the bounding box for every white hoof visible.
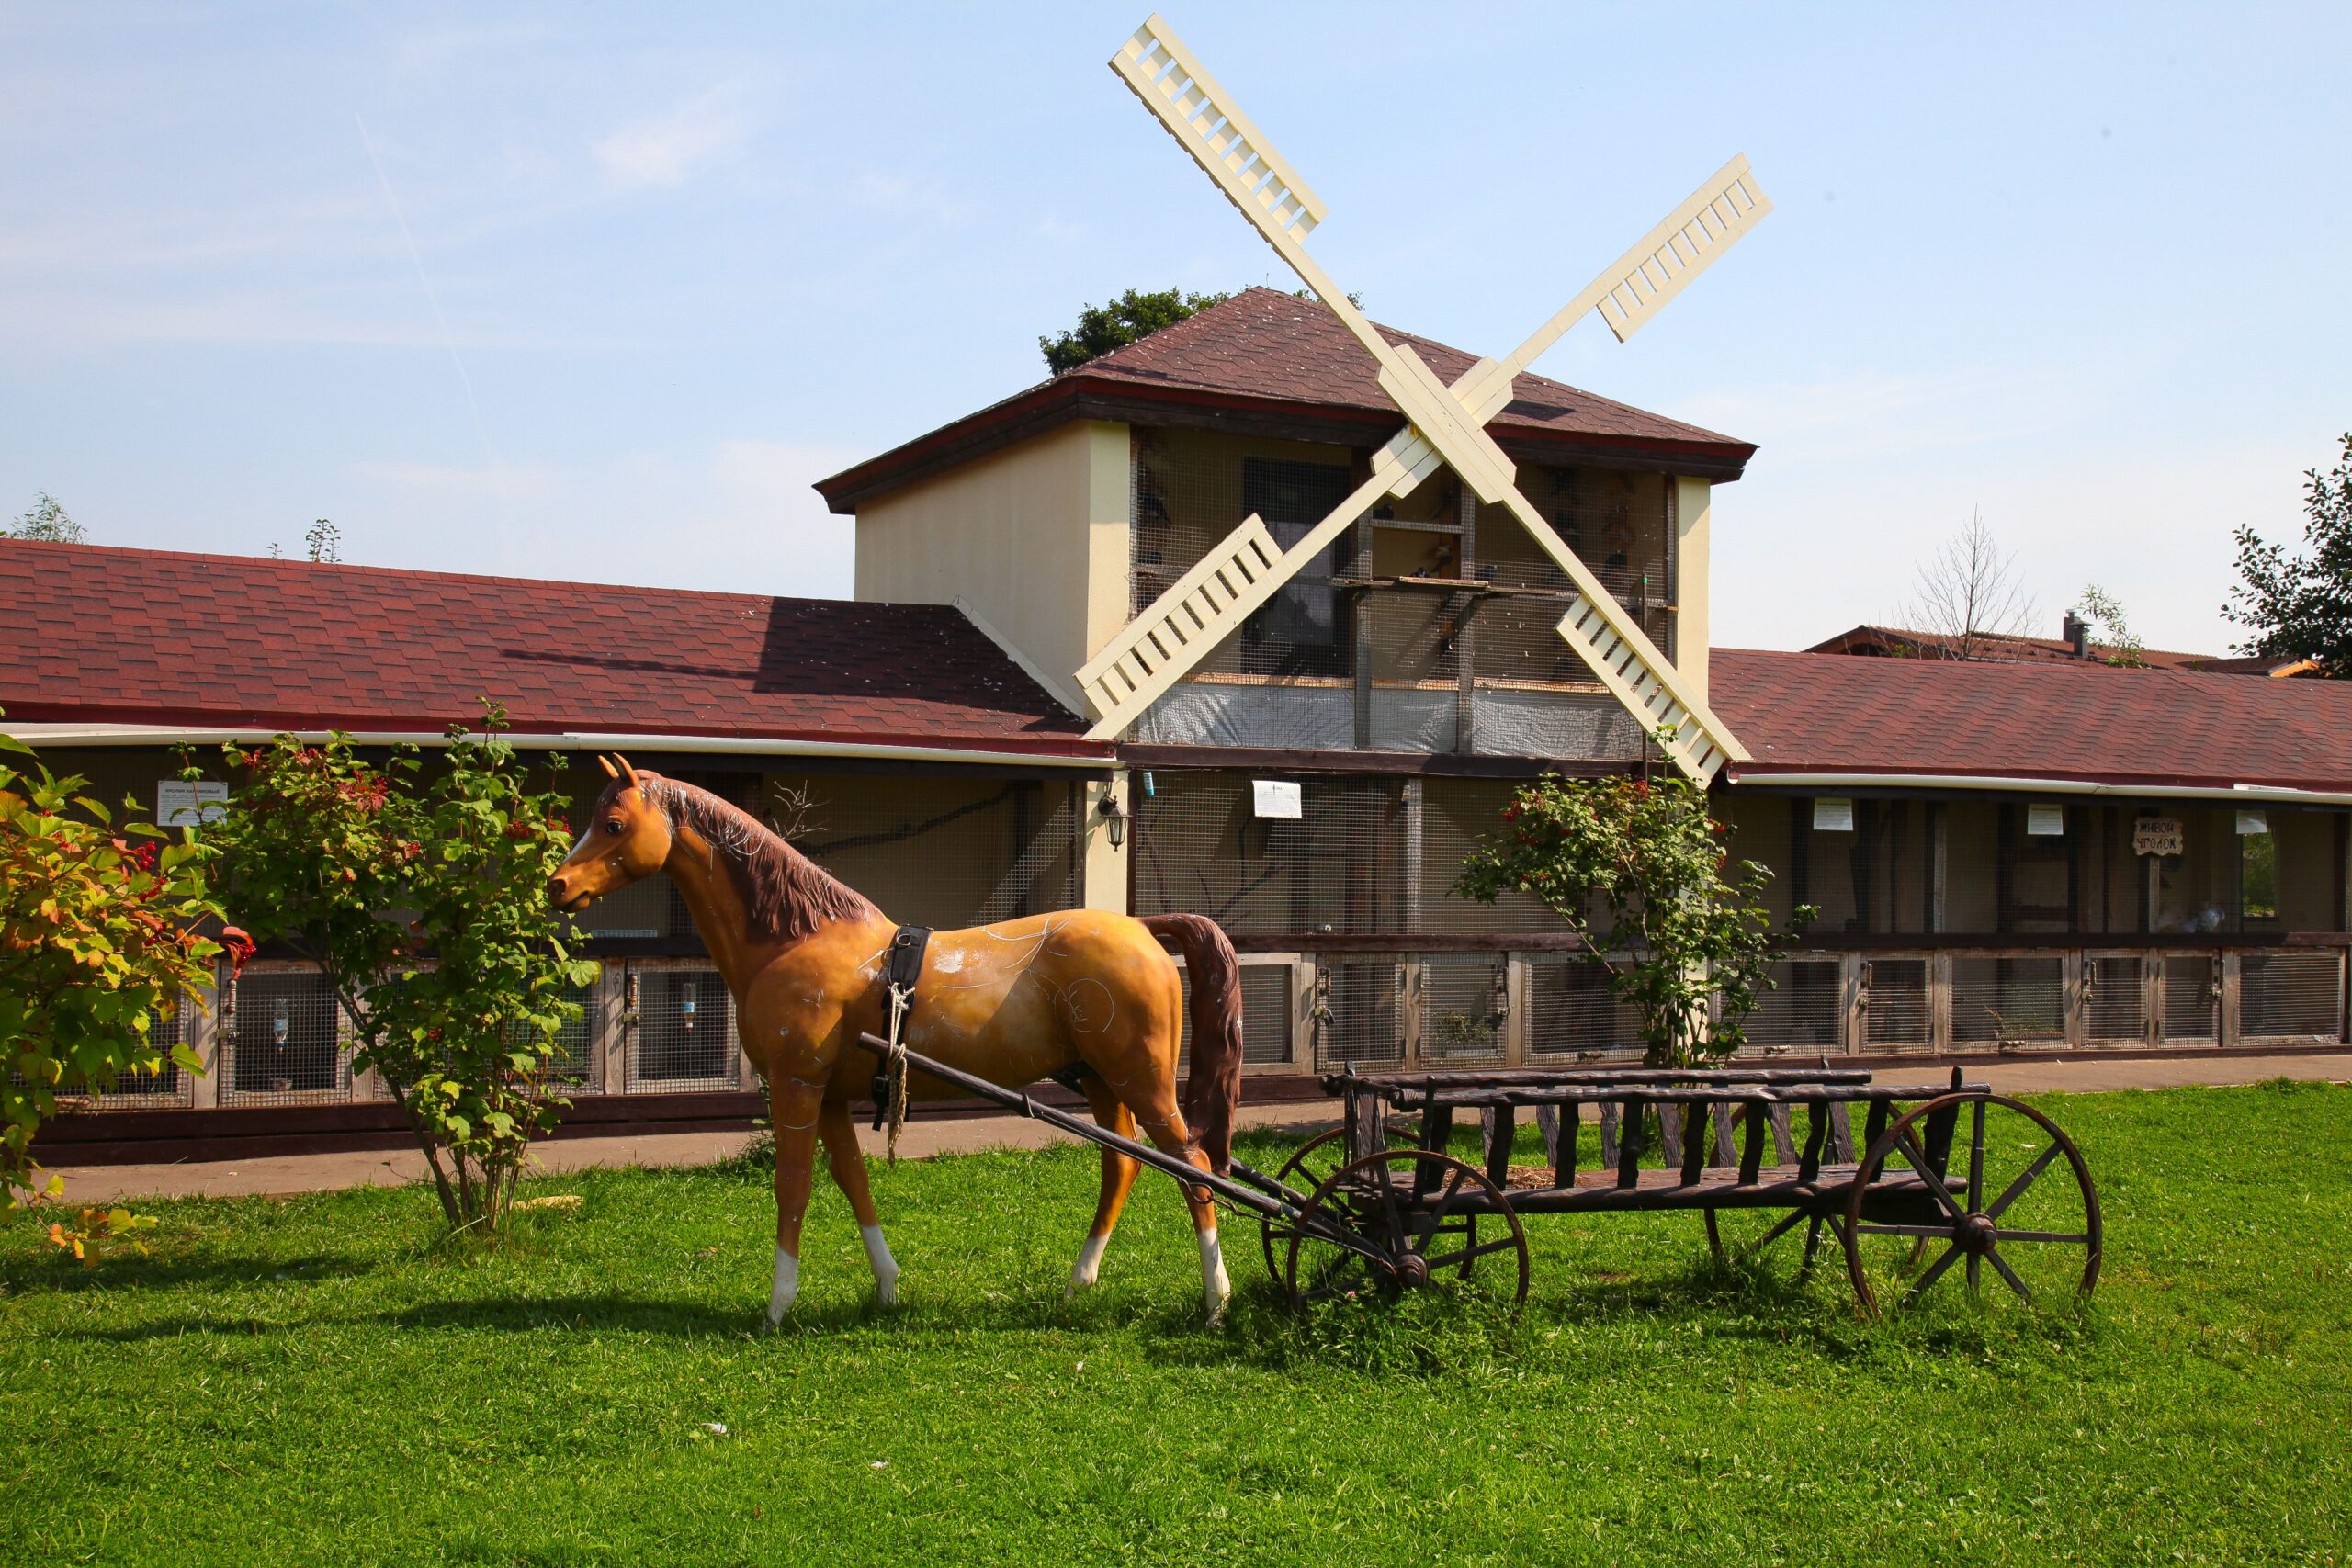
[767,1247,799,1325]
[861,1224,900,1307]
[1199,1226,1231,1325]
[1067,1233,1109,1297]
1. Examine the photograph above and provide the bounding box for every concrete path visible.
[48,1052,2350,1206]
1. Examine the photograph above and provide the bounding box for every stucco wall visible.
[853,420,1129,716]
[1675,475,1713,707]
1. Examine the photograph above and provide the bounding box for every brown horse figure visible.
[546,758,1246,1324]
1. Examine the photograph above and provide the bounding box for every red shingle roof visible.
[818,288,1755,511]
[1713,647,2352,792]
[1802,623,2304,674]
[0,540,1101,758]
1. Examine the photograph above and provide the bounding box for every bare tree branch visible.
[1900,509,2039,660]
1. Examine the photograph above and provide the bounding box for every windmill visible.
[1074,13,1771,784]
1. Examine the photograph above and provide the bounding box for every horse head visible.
[547,755,672,912]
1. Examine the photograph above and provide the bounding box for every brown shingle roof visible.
[818,288,1756,512]
[1713,647,2352,792]
[0,540,1101,758]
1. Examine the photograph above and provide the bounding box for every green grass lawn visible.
[5,1080,2350,1566]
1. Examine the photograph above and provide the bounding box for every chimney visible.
[2062,611,2090,659]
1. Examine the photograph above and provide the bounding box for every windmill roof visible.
[817,288,1756,512]
[0,539,1102,760]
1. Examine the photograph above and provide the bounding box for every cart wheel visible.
[1842,1091,2101,1317]
[1283,1148,1528,1314]
[1257,1122,1412,1283]
[1704,1204,1839,1289]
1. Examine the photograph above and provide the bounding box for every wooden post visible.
[1289,958,1317,1076]
[187,968,220,1110]
[2220,951,2242,1049]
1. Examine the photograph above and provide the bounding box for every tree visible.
[2074,584,2146,667]
[202,707,595,1232]
[6,491,85,544]
[1454,764,1815,1067]
[1,713,223,1209]
[1900,509,2038,660]
[2225,433,2352,677]
[1041,288,1232,373]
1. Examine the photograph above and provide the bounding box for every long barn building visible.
[10,291,2349,1163]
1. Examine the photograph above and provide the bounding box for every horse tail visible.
[1141,912,1245,1176]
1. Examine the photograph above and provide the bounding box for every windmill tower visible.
[1075,14,1771,783]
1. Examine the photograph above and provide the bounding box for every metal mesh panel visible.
[1524,957,1642,1060]
[1420,958,1510,1066]
[80,1001,195,1107]
[784,774,1080,931]
[223,968,350,1104]
[2240,950,2342,1042]
[539,980,603,1094]
[1476,464,1673,663]
[1860,958,1930,1051]
[1135,773,1408,936]
[2083,953,2148,1045]
[1314,962,1404,1069]
[2163,954,2220,1044]
[1178,962,1296,1068]
[1738,958,1844,1053]
[1419,779,1564,934]
[625,964,735,1089]
[1951,955,2065,1048]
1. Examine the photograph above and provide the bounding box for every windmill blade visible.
[1453,155,1773,424]
[1111,16,1328,251]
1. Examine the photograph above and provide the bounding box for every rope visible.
[883,980,912,1163]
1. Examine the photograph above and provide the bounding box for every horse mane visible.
[634,773,884,943]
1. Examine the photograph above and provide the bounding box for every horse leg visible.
[818,1100,899,1306]
[767,1079,824,1326]
[1067,1077,1140,1296]
[1107,1078,1231,1325]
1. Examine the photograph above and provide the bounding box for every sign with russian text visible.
[2133,816,2184,857]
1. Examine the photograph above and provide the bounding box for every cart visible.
[853,1035,2101,1318]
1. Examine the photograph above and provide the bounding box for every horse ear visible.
[598,755,619,780]
[616,755,640,787]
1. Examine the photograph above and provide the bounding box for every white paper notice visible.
[1251,780,1302,819]
[156,779,228,828]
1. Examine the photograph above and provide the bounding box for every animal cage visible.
[220,965,353,1105]
[2238,950,2344,1043]
[621,961,739,1091]
[1949,954,2067,1051]
[1175,957,1301,1071]
[1738,956,1844,1053]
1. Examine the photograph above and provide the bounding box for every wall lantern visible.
[1100,791,1127,850]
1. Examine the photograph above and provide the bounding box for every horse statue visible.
[545,757,1247,1324]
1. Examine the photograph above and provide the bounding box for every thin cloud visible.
[353,459,559,501]
[594,87,752,189]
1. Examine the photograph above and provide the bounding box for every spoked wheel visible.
[1843,1091,2102,1317]
[1704,1203,1840,1288]
[1283,1149,1528,1314]
[1258,1122,1413,1283]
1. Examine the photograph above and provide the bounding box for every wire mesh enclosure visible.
[624,964,736,1090]
[1739,957,1844,1053]
[1313,962,1405,1070]
[1177,960,1298,1069]
[1475,463,1674,667]
[781,773,1081,931]
[222,967,350,1105]
[1523,956,1643,1061]
[1419,957,1510,1066]
[1860,958,1932,1052]
[2083,953,2151,1046]
[2238,950,2343,1043]
[2162,953,2222,1045]
[1950,955,2066,1050]
[539,979,604,1094]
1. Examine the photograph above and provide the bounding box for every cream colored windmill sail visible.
[1093,13,1765,781]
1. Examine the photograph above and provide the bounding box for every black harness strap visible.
[870,925,933,1132]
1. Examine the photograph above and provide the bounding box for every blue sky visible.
[4,3,2346,654]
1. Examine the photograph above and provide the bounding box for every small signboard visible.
[2133,815,2184,857]
[2235,809,2269,836]
[1251,780,1302,819]
[1810,797,1854,832]
[2026,803,2066,837]
[156,779,227,829]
